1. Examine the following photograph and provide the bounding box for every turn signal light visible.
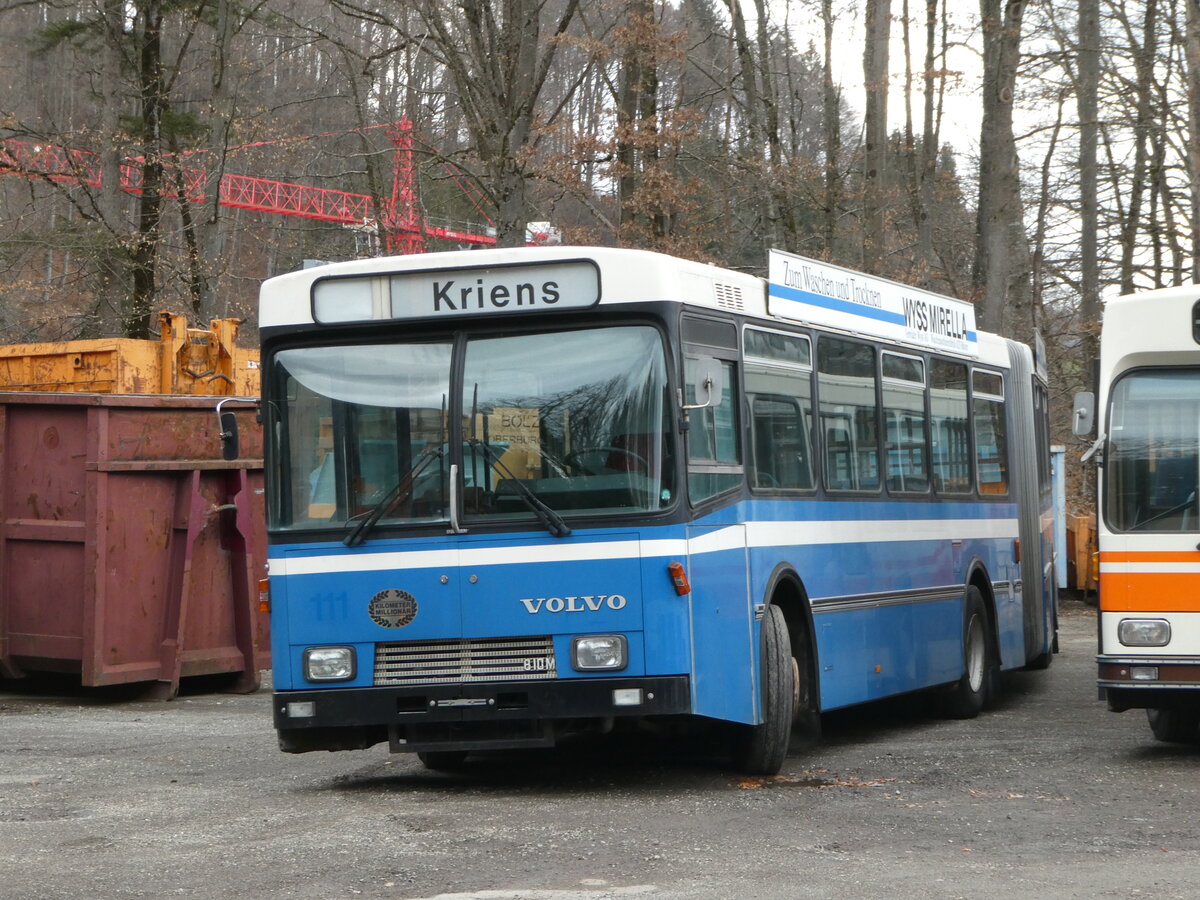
[258,577,271,613]
[667,561,691,596]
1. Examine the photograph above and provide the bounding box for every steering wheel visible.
[564,446,650,476]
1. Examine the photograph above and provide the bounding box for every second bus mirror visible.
[683,357,724,411]
[1072,391,1095,437]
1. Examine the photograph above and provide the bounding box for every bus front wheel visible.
[732,604,793,775]
[943,586,994,719]
[1147,708,1200,743]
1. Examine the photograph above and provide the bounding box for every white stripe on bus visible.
[1100,562,1200,574]
[269,517,1018,577]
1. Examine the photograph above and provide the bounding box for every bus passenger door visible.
[686,524,756,724]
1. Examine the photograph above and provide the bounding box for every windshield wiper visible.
[1131,490,1198,531]
[468,437,571,538]
[467,382,570,538]
[343,444,445,547]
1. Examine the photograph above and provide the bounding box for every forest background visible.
[0,0,1192,517]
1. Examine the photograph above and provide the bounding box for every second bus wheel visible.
[732,604,793,775]
[942,586,994,719]
[1147,708,1200,743]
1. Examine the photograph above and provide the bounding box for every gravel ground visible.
[2,597,1197,899]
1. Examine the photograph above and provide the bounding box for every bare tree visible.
[974,0,1033,341]
[403,0,584,247]
[1117,0,1160,293]
[1185,0,1200,281]
[821,0,843,256]
[1078,0,1100,352]
[915,0,945,284]
[861,0,891,271]
[617,0,661,235]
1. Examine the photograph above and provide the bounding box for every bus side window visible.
[749,394,813,489]
[818,337,880,492]
[881,352,930,493]
[973,370,1008,496]
[930,358,971,494]
[745,368,814,492]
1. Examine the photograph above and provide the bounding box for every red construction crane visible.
[0,117,496,254]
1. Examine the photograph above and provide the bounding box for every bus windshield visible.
[271,324,673,532]
[1106,368,1200,532]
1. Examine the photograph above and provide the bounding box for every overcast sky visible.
[779,2,985,156]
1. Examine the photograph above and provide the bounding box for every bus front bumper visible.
[1099,656,1200,711]
[273,675,692,753]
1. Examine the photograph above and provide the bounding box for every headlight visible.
[303,646,356,681]
[572,635,628,671]
[1117,619,1171,647]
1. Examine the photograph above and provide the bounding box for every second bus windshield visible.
[1106,368,1200,532]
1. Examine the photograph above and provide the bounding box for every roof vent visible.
[714,282,745,312]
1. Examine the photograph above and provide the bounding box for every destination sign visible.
[313,260,600,323]
[767,249,978,357]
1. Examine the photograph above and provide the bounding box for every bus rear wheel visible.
[1147,708,1200,743]
[732,604,793,775]
[418,750,469,771]
[942,586,994,719]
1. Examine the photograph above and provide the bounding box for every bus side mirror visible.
[219,410,240,460]
[1072,391,1095,437]
[215,397,259,461]
[683,357,724,411]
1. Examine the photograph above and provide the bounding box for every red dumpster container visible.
[0,392,267,696]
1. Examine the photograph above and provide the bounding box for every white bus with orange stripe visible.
[1075,285,1200,742]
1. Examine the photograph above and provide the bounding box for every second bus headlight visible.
[1117,619,1171,647]
[572,635,628,671]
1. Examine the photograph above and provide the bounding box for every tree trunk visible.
[861,0,891,272]
[1186,0,1200,282]
[128,0,165,339]
[196,0,239,320]
[751,0,794,249]
[974,0,1032,342]
[822,0,842,256]
[617,0,647,229]
[725,0,770,246]
[1077,0,1100,355]
[916,0,941,284]
[1118,0,1158,294]
[1032,94,1065,336]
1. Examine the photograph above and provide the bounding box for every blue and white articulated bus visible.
[255,246,1057,774]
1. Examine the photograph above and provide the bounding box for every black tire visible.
[1025,646,1053,671]
[1147,708,1200,743]
[790,618,822,749]
[942,586,994,719]
[418,750,469,771]
[732,604,793,775]
[1025,609,1058,671]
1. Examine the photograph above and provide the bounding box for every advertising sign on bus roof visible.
[767,249,979,357]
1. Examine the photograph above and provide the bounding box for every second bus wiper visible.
[343,445,444,547]
[468,437,572,538]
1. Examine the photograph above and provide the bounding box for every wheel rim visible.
[965,614,986,693]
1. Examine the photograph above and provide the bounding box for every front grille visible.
[374,636,558,686]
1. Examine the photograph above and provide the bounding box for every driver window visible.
[686,357,741,502]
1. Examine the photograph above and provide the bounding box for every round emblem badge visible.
[368,589,418,628]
